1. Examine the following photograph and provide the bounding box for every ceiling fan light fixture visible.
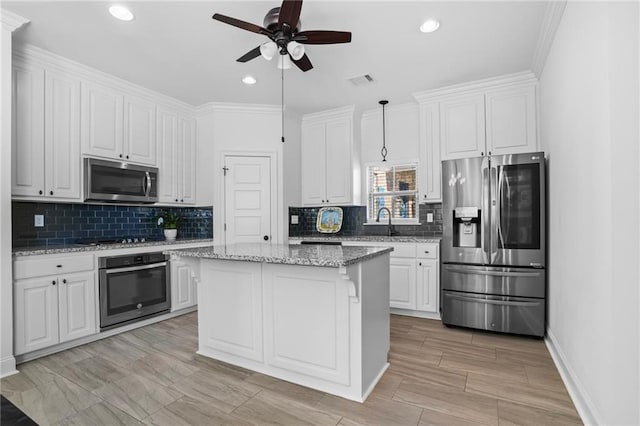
[286,41,305,61]
[420,18,440,33]
[260,41,277,61]
[277,54,292,70]
[109,5,134,21]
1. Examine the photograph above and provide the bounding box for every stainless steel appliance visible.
[99,252,170,329]
[85,158,158,203]
[441,152,546,337]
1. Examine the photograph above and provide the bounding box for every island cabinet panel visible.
[198,261,263,362]
[263,265,351,385]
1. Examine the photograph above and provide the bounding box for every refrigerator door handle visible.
[490,164,499,262]
[446,293,541,307]
[482,158,491,263]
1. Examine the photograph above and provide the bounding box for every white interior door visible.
[224,155,272,244]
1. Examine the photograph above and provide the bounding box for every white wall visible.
[539,2,639,424]
[283,110,301,235]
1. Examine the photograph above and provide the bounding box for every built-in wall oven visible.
[99,252,170,330]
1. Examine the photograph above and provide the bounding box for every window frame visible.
[365,160,420,225]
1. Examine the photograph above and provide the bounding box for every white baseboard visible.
[545,328,599,425]
[0,355,17,378]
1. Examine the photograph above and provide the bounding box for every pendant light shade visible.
[260,41,277,61]
[286,41,305,60]
[277,54,292,70]
[379,100,389,162]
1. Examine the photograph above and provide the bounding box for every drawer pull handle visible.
[56,265,62,268]
[424,251,429,254]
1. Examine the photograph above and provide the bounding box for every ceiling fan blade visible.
[292,53,313,72]
[237,46,262,63]
[212,13,272,36]
[278,0,303,31]
[294,30,352,45]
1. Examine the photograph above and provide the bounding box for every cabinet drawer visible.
[14,254,95,279]
[416,244,438,259]
[390,244,417,258]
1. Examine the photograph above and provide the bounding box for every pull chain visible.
[281,63,285,143]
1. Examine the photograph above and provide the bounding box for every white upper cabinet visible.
[81,81,157,165]
[418,102,442,202]
[157,107,195,205]
[301,106,355,206]
[12,59,81,200]
[485,85,537,156]
[440,94,486,159]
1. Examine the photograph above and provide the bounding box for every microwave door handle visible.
[145,172,151,197]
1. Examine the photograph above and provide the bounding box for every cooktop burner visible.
[75,236,165,246]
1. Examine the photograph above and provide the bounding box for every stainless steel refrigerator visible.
[441,152,546,337]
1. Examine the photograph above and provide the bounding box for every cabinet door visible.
[81,81,124,159]
[58,271,97,343]
[14,277,59,355]
[45,69,81,200]
[179,116,196,204]
[12,61,45,197]
[124,95,157,165]
[324,118,352,205]
[485,85,537,155]
[418,102,441,202]
[416,260,439,313]
[172,260,196,311]
[440,94,486,160]
[389,257,417,310]
[301,122,327,206]
[157,108,179,203]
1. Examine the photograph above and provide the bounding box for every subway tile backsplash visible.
[288,203,443,238]
[12,202,213,248]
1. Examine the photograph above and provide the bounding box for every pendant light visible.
[379,100,389,161]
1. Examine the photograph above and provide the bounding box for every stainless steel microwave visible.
[84,158,158,203]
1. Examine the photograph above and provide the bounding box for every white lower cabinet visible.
[14,254,96,355]
[416,260,438,313]
[171,258,197,311]
[389,257,417,310]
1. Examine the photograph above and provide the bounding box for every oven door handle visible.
[446,293,541,307]
[104,262,167,274]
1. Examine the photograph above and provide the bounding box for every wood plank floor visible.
[0,313,582,425]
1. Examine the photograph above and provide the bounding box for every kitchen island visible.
[165,243,392,402]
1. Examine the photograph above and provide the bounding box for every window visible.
[367,163,419,223]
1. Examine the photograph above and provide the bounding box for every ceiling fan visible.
[212,0,352,72]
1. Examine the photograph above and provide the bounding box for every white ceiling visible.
[3,1,548,115]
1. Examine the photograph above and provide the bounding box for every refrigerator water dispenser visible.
[453,207,481,248]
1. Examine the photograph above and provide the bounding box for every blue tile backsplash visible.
[12,202,213,248]
[288,203,443,238]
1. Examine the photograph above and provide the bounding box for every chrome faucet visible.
[376,207,395,237]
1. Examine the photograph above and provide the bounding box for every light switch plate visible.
[291,215,299,225]
[426,212,434,223]
[34,214,45,227]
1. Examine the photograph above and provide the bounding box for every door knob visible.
[263,235,269,241]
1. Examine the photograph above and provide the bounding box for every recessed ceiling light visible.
[420,19,440,33]
[242,75,257,85]
[109,5,134,22]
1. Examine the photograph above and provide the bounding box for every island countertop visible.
[165,243,393,267]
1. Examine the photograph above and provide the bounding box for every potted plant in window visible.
[157,210,181,241]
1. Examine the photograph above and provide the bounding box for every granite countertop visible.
[166,243,393,267]
[12,238,214,257]
[288,236,442,244]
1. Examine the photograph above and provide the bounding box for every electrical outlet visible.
[34,214,45,227]
[291,215,299,225]
[426,212,434,223]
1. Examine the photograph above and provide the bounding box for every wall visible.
[283,109,302,238]
[539,2,639,424]
[12,202,212,247]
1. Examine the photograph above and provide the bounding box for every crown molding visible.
[412,71,538,103]
[531,1,567,77]
[361,102,418,120]
[0,9,29,32]
[302,105,355,122]
[196,102,282,116]
[13,43,197,114]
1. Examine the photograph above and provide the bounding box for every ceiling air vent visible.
[348,74,375,86]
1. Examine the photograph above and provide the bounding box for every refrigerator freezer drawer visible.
[441,291,545,337]
[442,263,545,298]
